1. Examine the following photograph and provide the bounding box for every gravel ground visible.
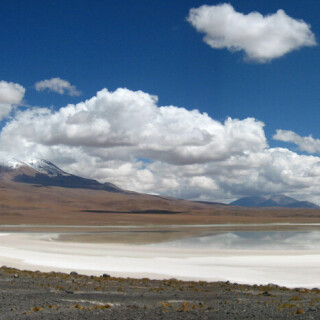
[1,266,320,319]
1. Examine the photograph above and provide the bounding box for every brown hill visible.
[0,159,320,225]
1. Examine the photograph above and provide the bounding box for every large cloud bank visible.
[0,81,25,120]
[2,87,320,204]
[187,4,316,62]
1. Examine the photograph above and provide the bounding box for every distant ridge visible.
[230,194,319,209]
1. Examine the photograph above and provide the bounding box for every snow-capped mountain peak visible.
[0,156,69,176]
[26,159,69,176]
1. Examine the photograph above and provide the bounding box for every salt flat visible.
[1,229,320,288]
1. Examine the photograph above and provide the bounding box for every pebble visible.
[65,290,74,294]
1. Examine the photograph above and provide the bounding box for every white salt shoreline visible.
[0,232,320,288]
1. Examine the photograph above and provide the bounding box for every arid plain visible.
[1,172,320,227]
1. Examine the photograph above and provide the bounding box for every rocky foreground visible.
[0,267,320,319]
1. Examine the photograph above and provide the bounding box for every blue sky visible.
[1,1,320,202]
[1,0,319,137]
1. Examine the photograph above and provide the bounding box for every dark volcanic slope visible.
[14,172,121,192]
[1,267,319,320]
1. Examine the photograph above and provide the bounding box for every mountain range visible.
[0,157,319,225]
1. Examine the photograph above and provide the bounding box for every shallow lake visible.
[1,224,320,288]
[150,230,320,250]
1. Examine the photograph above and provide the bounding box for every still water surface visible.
[1,225,320,287]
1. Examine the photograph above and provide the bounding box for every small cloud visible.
[187,3,317,63]
[0,80,25,120]
[35,77,81,96]
[274,129,320,154]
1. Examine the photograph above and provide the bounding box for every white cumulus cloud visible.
[274,129,320,154]
[2,87,320,204]
[35,77,81,96]
[187,3,316,62]
[1,88,267,165]
[0,81,25,120]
